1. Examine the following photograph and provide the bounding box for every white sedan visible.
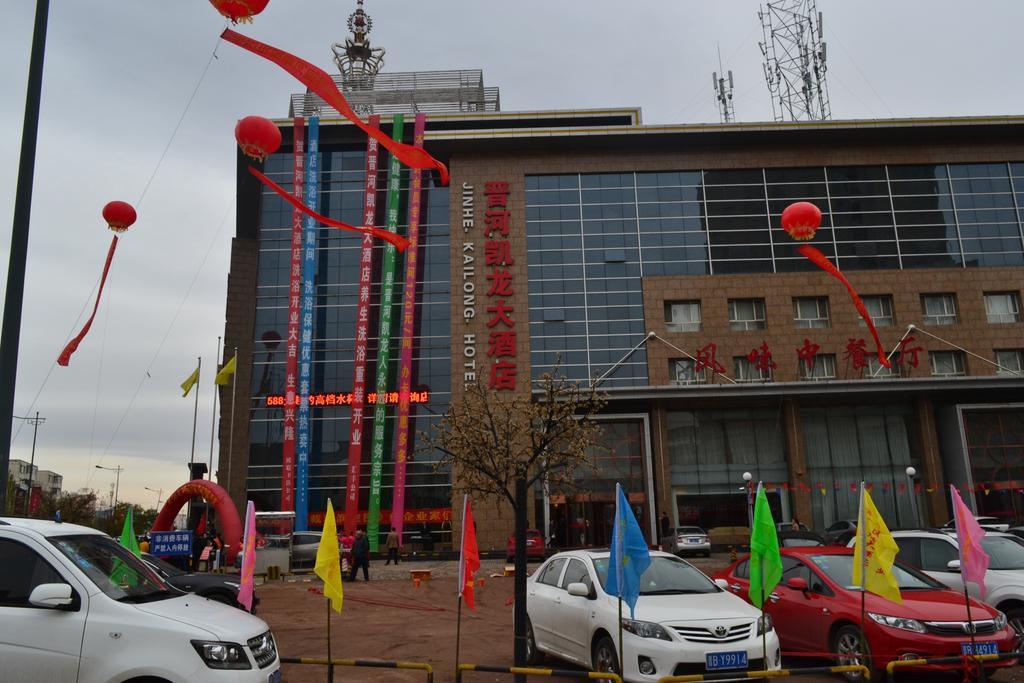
[526,549,781,682]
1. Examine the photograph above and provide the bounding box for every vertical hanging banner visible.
[281,117,305,513]
[390,113,426,543]
[367,114,405,551]
[343,115,382,535]
[295,116,320,531]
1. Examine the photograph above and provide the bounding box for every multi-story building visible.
[217,11,1024,549]
[35,470,63,497]
[8,459,37,492]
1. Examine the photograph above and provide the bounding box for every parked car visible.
[822,519,858,546]
[776,530,826,547]
[673,526,711,557]
[941,516,1010,533]
[142,552,257,613]
[715,546,1018,680]
[290,530,321,569]
[526,549,781,682]
[775,521,809,532]
[880,529,1024,634]
[507,528,546,564]
[1006,526,1024,542]
[0,517,280,682]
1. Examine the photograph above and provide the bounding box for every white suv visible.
[865,530,1024,635]
[0,517,280,682]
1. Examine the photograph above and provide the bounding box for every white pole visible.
[208,336,221,481]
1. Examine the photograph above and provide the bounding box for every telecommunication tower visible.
[758,0,831,121]
[712,46,735,123]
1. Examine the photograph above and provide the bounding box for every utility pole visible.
[13,412,45,516]
[145,486,163,509]
[0,0,51,514]
[95,464,124,512]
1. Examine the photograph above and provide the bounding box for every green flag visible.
[748,484,782,609]
[119,507,141,558]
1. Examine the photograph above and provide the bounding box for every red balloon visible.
[235,116,282,162]
[102,201,137,233]
[209,0,269,23]
[781,201,822,241]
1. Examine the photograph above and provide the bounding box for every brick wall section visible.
[219,237,259,518]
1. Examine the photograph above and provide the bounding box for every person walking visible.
[348,529,370,581]
[385,526,400,565]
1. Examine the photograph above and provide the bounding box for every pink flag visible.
[237,501,257,611]
[950,485,990,597]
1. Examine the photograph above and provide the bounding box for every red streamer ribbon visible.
[798,245,891,368]
[249,167,409,252]
[58,235,119,367]
[221,29,449,186]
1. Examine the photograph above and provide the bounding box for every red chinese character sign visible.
[483,182,518,391]
[694,343,725,375]
[896,335,923,368]
[778,202,891,369]
[795,338,820,370]
[57,202,138,366]
[844,338,868,371]
[747,342,777,373]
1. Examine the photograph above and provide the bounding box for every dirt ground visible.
[257,556,1024,683]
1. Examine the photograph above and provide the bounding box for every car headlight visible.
[191,640,252,669]
[757,614,774,636]
[868,613,926,634]
[621,618,672,641]
[994,611,1008,630]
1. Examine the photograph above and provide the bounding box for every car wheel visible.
[833,625,871,682]
[592,634,620,676]
[1005,607,1024,637]
[525,617,543,665]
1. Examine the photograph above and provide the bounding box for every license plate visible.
[706,650,748,670]
[687,538,700,544]
[961,642,999,655]
[268,670,282,683]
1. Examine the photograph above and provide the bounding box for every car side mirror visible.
[567,582,593,599]
[947,560,962,572]
[714,578,730,590]
[28,583,74,609]
[786,577,809,592]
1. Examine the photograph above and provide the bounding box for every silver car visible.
[674,526,711,557]
[290,531,321,570]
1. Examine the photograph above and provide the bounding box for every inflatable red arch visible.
[151,479,242,565]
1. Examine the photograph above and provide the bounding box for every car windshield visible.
[808,553,944,591]
[783,538,823,547]
[50,534,174,602]
[592,555,718,595]
[144,553,187,577]
[676,527,705,535]
[981,537,1024,570]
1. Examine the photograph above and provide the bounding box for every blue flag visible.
[605,482,651,618]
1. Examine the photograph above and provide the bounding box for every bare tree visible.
[421,371,606,671]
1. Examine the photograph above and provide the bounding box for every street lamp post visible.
[906,466,920,528]
[95,465,124,512]
[743,471,754,528]
[145,486,163,510]
[13,412,45,516]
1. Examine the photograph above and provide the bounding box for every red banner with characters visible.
[310,507,452,528]
[281,117,305,512]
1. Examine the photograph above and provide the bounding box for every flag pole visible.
[858,481,867,668]
[456,494,466,671]
[455,594,463,672]
[962,582,982,680]
[226,346,238,492]
[617,595,623,674]
[187,356,201,523]
[207,335,221,481]
[761,573,767,667]
[326,597,334,683]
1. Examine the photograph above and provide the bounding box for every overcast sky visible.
[2,0,1023,511]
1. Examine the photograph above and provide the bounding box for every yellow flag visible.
[214,354,237,386]
[852,484,902,603]
[315,499,343,612]
[180,366,200,397]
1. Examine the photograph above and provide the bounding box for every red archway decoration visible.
[151,479,243,564]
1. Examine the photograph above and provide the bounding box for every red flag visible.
[221,29,449,186]
[459,495,481,610]
[58,235,119,366]
[196,509,208,536]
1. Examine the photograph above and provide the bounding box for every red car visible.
[506,529,546,563]
[714,547,1018,680]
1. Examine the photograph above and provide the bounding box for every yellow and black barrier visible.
[456,663,622,682]
[885,650,1024,682]
[657,664,870,682]
[280,655,433,682]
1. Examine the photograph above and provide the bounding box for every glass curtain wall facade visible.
[526,164,1024,386]
[964,409,1024,520]
[247,149,451,517]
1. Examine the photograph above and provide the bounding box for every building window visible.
[930,350,966,377]
[669,358,705,385]
[733,356,772,383]
[860,295,895,328]
[865,354,898,379]
[984,292,1021,324]
[995,350,1024,376]
[665,301,702,332]
[921,294,958,326]
[728,299,766,331]
[793,297,831,329]
[800,354,837,381]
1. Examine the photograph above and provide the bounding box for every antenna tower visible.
[712,45,735,123]
[758,0,830,121]
[332,0,385,107]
